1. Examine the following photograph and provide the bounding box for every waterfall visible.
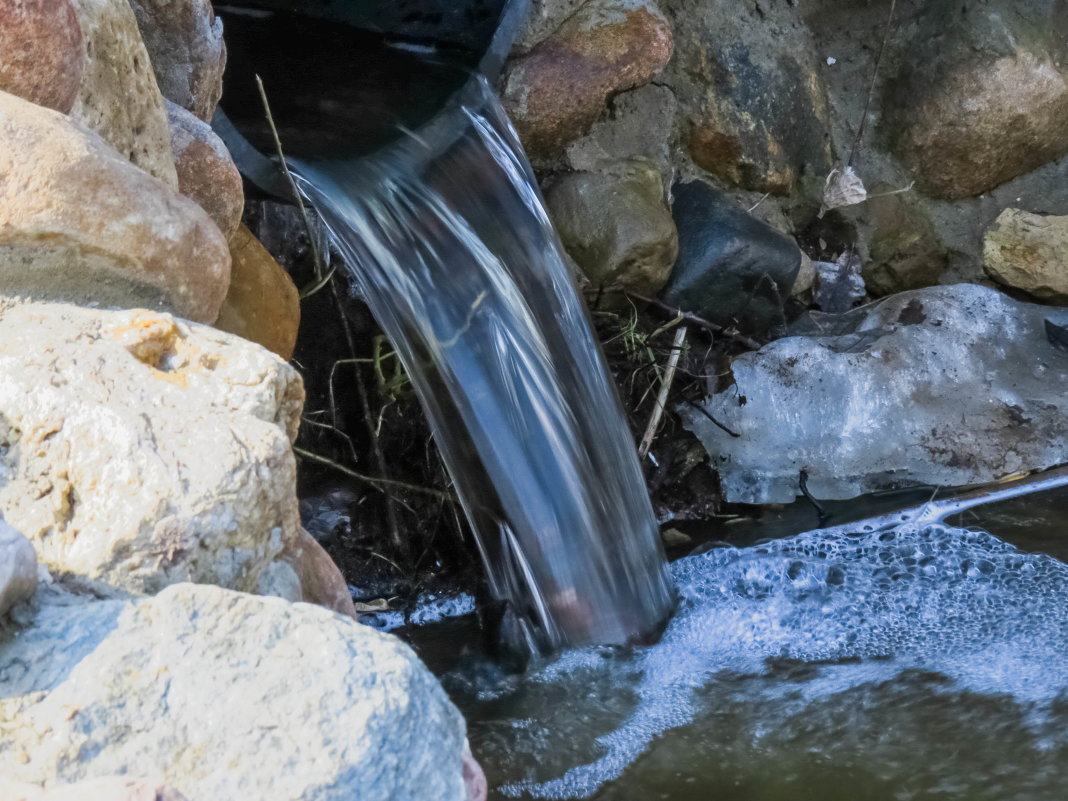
[294,77,675,655]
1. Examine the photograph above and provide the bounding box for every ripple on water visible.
[490,522,1068,799]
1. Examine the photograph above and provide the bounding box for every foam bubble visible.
[502,522,1068,799]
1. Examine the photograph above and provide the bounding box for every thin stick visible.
[254,75,335,297]
[293,446,453,501]
[624,290,764,350]
[639,325,688,459]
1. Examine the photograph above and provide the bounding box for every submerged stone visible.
[681,284,1068,504]
[659,180,801,334]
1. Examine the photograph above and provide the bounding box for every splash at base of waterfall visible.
[455,488,1068,799]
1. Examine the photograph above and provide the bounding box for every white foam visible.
[359,592,476,632]
[503,521,1068,799]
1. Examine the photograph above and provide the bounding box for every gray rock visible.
[0,776,189,800]
[0,583,469,801]
[681,284,1068,504]
[984,208,1068,302]
[666,0,832,195]
[564,83,678,185]
[545,160,678,293]
[882,0,1068,200]
[660,180,801,334]
[0,300,305,600]
[0,523,37,617]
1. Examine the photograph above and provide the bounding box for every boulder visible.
[0,299,305,599]
[0,90,230,323]
[681,284,1068,504]
[544,160,678,294]
[883,2,1068,200]
[501,0,673,158]
[0,582,472,801]
[0,0,83,113]
[666,0,832,195]
[129,0,226,122]
[659,180,802,334]
[69,0,178,187]
[0,523,37,617]
[0,777,189,801]
[984,208,1068,302]
[213,224,301,360]
[166,99,243,241]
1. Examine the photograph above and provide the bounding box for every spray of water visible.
[293,78,674,654]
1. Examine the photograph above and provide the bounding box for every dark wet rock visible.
[681,284,1068,504]
[984,208,1068,302]
[659,180,802,334]
[545,160,677,294]
[666,0,832,195]
[883,1,1068,200]
[501,0,673,159]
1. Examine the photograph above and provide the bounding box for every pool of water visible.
[405,477,1068,800]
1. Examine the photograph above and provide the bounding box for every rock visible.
[213,224,301,359]
[793,252,815,296]
[544,160,678,294]
[0,299,305,599]
[128,0,226,122]
[0,777,189,801]
[0,582,471,801]
[0,523,37,617]
[166,99,243,241]
[68,0,178,187]
[883,2,1068,200]
[666,0,832,195]
[501,0,673,158]
[681,284,1068,504]
[285,528,357,620]
[512,0,586,52]
[0,90,230,323]
[0,0,83,113]
[862,189,949,296]
[564,83,678,184]
[659,180,802,334]
[984,208,1068,302]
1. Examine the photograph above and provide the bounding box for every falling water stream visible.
[292,79,674,654]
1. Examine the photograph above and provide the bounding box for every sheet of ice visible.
[360,592,477,632]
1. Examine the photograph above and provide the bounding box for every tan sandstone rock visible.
[214,224,301,360]
[0,299,305,599]
[68,0,178,187]
[0,0,83,113]
[129,0,226,123]
[0,90,230,323]
[501,0,673,158]
[0,523,37,617]
[166,99,243,241]
[984,209,1068,302]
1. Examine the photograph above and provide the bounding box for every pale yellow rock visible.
[0,89,230,323]
[984,209,1068,302]
[0,299,305,599]
[68,0,178,187]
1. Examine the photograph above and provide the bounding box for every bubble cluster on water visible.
[358,591,476,632]
[502,521,1068,799]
